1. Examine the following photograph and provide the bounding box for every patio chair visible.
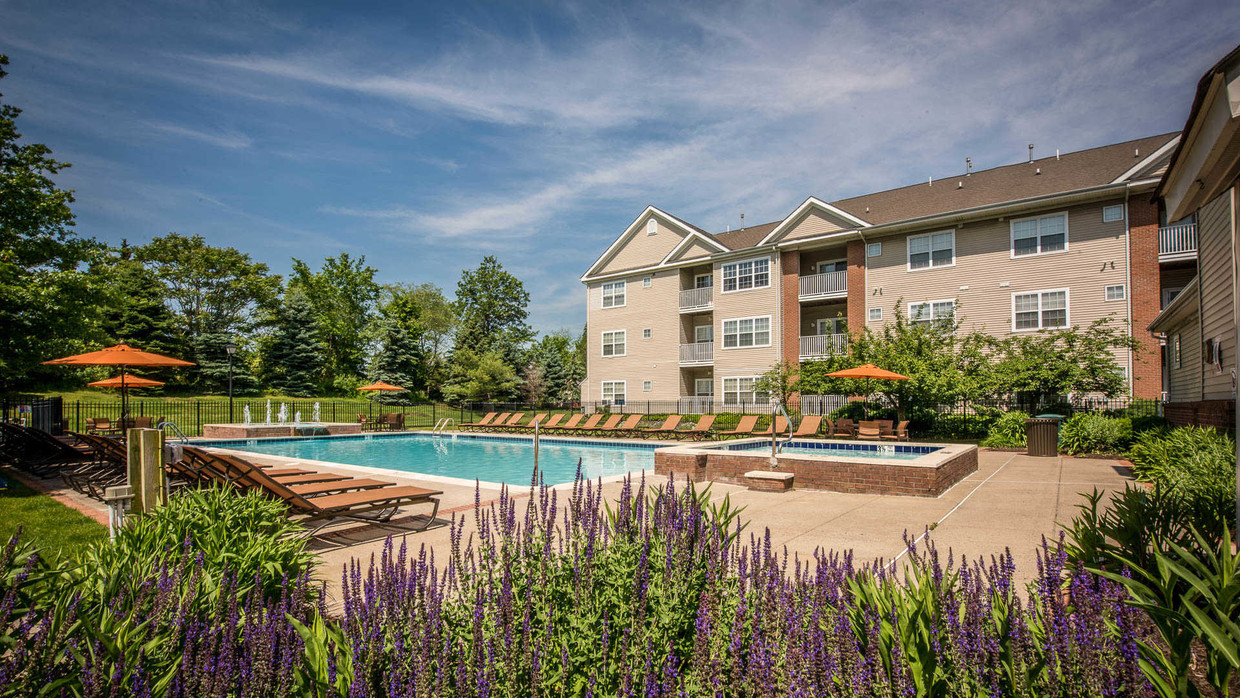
[508,413,548,433]
[718,415,759,438]
[357,414,377,431]
[544,413,584,433]
[681,414,717,441]
[857,421,883,440]
[384,413,405,431]
[535,414,564,430]
[637,415,683,439]
[467,413,508,432]
[559,413,604,435]
[85,417,120,436]
[791,416,823,438]
[595,414,643,437]
[488,413,525,432]
[876,420,894,436]
[830,419,857,438]
[754,416,791,437]
[881,420,911,442]
[460,412,498,431]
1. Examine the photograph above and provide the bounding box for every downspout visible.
[1123,186,1133,397]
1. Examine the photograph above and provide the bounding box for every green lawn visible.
[0,473,108,562]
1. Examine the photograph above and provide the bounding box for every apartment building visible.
[1149,44,1240,428]
[581,132,1193,410]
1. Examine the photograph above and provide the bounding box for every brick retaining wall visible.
[1164,400,1235,429]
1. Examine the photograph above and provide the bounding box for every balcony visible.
[799,333,848,360]
[799,270,847,300]
[679,341,714,366]
[679,286,713,312]
[1159,223,1197,262]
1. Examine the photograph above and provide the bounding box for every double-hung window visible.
[723,376,769,405]
[1013,289,1068,330]
[909,300,955,327]
[601,281,626,308]
[721,257,770,292]
[1011,213,1067,257]
[602,381,626,404]
[722,316,771,348]
[601,330,626,357]
[908,231,954,270]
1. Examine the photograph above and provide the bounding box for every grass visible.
[0,472,108,562]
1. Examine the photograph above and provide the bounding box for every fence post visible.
[196,400,201,432]
[432,402,436,428]
[75,400,81,433]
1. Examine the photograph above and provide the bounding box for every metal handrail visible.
[157,420,189,443]
[432,417,456,434]
[771,401,794,462]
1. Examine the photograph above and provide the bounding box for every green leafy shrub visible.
[1130,414,1172,434]
[1058,413,1131,455]
[1127,426,1234,483]
[980,410,1029,447]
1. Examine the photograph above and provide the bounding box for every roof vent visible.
[1035,167,1042,175]
[1028,144,1034,163]
[865,207,870,213]
[928,176,933,187]
[1056,149,1060,161]
[1134,148,1140,158]
[965,157,972,176]
[740,213,745,230]
[957,181,963,189]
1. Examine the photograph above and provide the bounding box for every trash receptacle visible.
[1025,416,1062,457]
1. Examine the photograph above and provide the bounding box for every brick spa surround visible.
[654,439,978,497]
[201,422,363,439]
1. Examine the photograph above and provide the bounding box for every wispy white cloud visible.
[147,122,252,149]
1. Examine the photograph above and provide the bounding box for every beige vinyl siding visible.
[597,217,689,275]
[864,200,1131,340]
[1166,312,1202,402]
[669,238,717,262]
[712,253,781,397]
[776,210,850,243]
[1161,266,1197,301]
[584,270,684,401]
[1196,192,1235,400]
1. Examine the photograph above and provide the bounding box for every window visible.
[1172,334,1182,369]
[601,281,625,308]
[1013,289,1068,330]
[868,307,882,322]
[695,378,714,397]
[642,276,652,288]
[867,242,882,257]
[816,259,846,274]
[1162,288,1182,309]
[601,330,626,357]
[694,273,713,289]
[1010,213,1067,257]
[723,376,769,405]
[647,219,658,235]
[694,325,713,343]
[642,328,652,339]
[722,316,771,348]
[642,380,652,392]
[721,257,770,292]
[1103,205,1124,223]
[815,317,846,335]
[907,230,955,270]
[909,300,955,326]
[1105,285,1126,301]
[602,381,626,404]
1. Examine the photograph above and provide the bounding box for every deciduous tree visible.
[453,256,533,368]
[289,254,380,392]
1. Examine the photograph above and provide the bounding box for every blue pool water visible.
[197,433,656,486]
[724,440,938,461]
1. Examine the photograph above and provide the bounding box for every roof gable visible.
[583,207,727,279]
[757,197,870,245]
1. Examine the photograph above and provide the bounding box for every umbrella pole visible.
[121,367,128,425]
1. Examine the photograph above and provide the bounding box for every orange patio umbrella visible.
[44,344,194,419]
[825,363,910,419]
[358,381,405,392]
[88,375,165,389]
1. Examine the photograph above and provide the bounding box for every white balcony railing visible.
[799,333,848,359]
[679,341,714,365]
[1159,223,1197,259]
[679,286,713,310]
[798,270,847,299]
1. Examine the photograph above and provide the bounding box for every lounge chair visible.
[791,416,823,438]
[596,414,644,437]
[560,413,605,435]
[508,413,548,433]
[681,414,717,441]
[638,415,683,439]
[177,447,440,536]
[830,419,857,438]
[534,414,564,430]
[718,415,759,438]
[754,416,790,437]
[881,420,910,442]
[857,421,883,440]
[468,413,508,432]
[544,413,584,433]
[460,412,498,431]
[488,413,525,432]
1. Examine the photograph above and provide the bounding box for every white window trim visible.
[694,272,713,288]
[642,328,652,339]
[601,380,627,403]
[694,324,713,343]
[1009,211,1069,259]
[868,307,882,322]
[867,242,882,257]
[641,275,652,287]
[720,255,772,294]
[694,378,714,397]
[1104,285,1126,302]
[600,330,627,357]
[1102,205,1124,223]
[642,380,653,392]
[1011,288,1070,332]
[906,229,956,272]
[720,315,772,350]
[722,375,769,405]
[909,298,957,325]
[815,317,845,335]
[601,280,626,308]
[815,258,847,275]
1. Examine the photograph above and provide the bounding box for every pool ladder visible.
[158,420,189,444]
[432,418,456,435]
[771,402,794,460]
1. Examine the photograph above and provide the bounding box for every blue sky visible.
[2,0,1236,334]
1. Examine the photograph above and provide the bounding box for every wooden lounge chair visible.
[460,412,498,431]
[560,413,605,435]
[488,413,525,432]
[681,414,717,441]
[830,419,857,438]
[638,415,683,439]
[467,413,508,432]
[754,416,790,437]
[881,420,910,442]
[178,447,441,536]
[791,416,823,438]
[535,414,564,430]
[857,421,883,440]
[544,413,584,433]
[718,415,759,438]
[597,414,644,437]
[509,413,548,433]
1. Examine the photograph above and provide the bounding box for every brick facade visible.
[780,250,801,366]
[846,240,866,335]
[1165,400,1236,429]
[1128,198,1163,399]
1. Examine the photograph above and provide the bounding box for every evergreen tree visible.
[369,319,426,403]
[192,330,259,395]
[95,242,179,356]
[261,289,325,397]
[444,348,519,403]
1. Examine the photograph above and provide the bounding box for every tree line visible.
[0,55,583,403]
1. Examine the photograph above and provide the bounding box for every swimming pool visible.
[197,433,656,486]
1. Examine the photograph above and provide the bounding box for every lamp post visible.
[225,342,237,423]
